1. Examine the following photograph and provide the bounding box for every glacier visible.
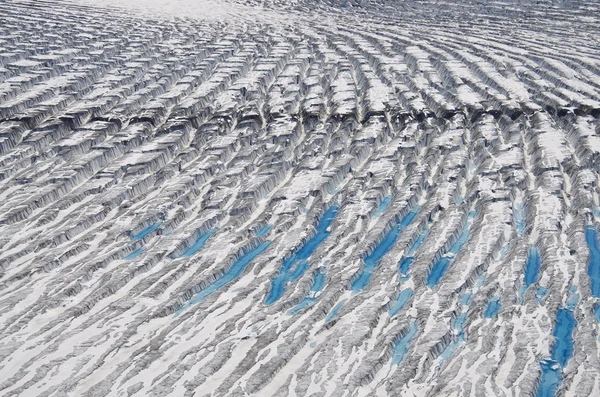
[0,0,600,396]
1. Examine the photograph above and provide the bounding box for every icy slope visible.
[1,0,600,396]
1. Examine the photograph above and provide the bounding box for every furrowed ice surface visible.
[1,0,600,395]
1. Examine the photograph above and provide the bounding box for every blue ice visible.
[180,230,215,258]
[352,206,419,293]
[427,211,475,287]
[265,206,339,305]
[131,222,162,240]
[391,321,418,366]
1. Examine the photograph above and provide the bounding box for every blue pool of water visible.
[484,296,501,318]
[389,288,413,316]
[289,268,327,315]
[265,206,339,305]
[178,241,271,312]
[585,226,600,297]
[325,300,346,323]
[537,307,577,396]
[256,225,271,237]
[427,211,476,287]
[551,308,576,367]
[373,195,392,217]
[181,230,215,258]
[131,222,162,240]
[124,248,144,260]
[525,246,541,287]
[536,359,562,397]
[352,206,420,293]
[391,321,418,366]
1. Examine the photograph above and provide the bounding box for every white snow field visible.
[1,0,600,396]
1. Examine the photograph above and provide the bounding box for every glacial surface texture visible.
[1,0,600,396]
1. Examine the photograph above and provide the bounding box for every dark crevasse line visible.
[265,205,339,305]
[585,226,600,297]
[426,210,476,288]
[484,296,501,318]
[180,230,216,258]
[131,222,162,240]
[288,267,327,315]
[391,321,418,366]
[351,206,420,293]
[536,307,577,397]
[177,241,272,313]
